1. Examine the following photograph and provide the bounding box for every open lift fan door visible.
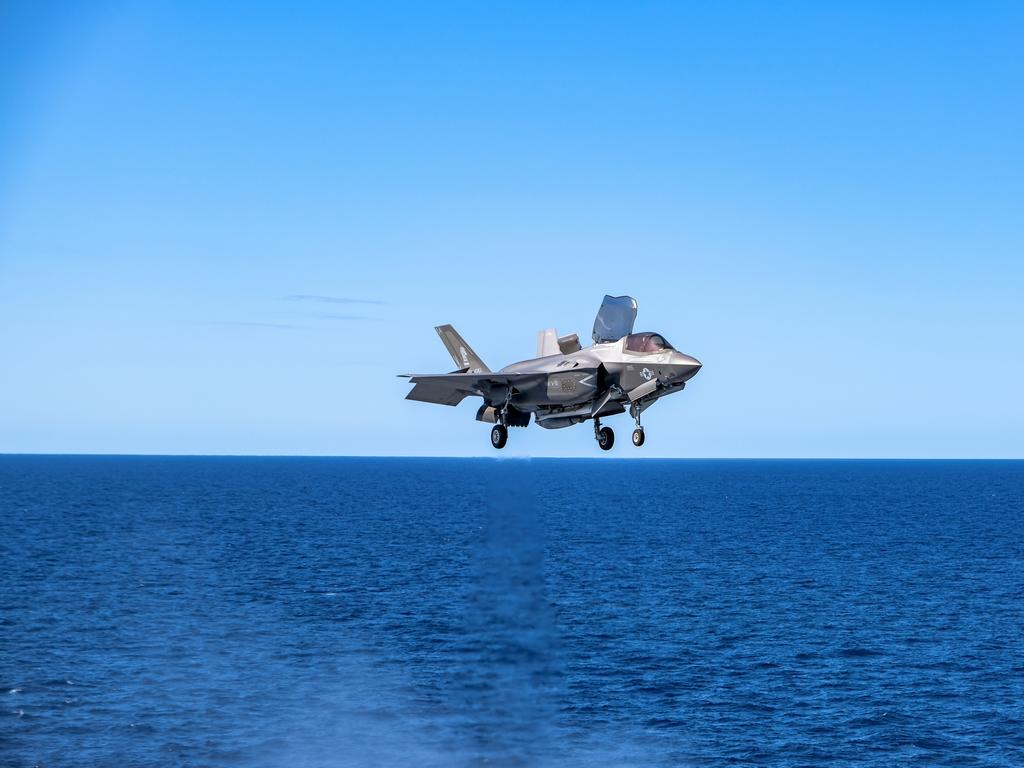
[592,295,638,343]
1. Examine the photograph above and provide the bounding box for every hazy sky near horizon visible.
[1,2,1022,457]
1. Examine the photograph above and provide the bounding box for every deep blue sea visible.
[2,457,1023,767]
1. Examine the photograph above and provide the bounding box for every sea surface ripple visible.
[1,457,1022,767]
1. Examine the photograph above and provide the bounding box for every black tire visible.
[632,428,645,447]
[597,426,614,451]
[490,424,508,449]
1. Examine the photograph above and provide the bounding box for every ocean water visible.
[1,457,1022,767]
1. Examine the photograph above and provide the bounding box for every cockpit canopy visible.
[624,332,674,353]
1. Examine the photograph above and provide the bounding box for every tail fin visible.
[537,328,560,358]
[537,328,582,357]
[435,324,490,373]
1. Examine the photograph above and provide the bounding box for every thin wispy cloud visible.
[207,321,304,330]
[282,294,385,306]
[305,312,372,321]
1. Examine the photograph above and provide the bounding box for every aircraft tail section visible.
[435,324,490,373]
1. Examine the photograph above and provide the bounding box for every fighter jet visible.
[401,295,701,450]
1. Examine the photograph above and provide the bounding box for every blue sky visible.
[1,2,1021,457]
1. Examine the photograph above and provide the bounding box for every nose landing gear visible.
[630,403,645,447]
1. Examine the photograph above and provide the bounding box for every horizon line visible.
[1,453,1021,461]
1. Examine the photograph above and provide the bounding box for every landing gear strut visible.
[490,391,513,449]
[630,403,645,447]
[594,418,614,451]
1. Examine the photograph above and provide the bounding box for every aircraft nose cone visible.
[672,353,702,380]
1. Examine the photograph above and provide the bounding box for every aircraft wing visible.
[400,373,542,406]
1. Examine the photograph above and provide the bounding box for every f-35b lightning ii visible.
[401,295,701,450]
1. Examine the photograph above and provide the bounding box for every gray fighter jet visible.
[401,295,701,450]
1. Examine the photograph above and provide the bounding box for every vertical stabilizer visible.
[435,325,490,373]
[537,329,560,357]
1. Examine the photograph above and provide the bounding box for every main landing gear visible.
[490,392,513,450]
[630,403,645,447]
[594,418,614,451]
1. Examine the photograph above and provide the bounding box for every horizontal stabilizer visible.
[406,380,469,406]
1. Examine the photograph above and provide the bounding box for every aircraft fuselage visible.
[493,338,701,429]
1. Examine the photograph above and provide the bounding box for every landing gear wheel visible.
[632,428,645,447]
[597,426,615,451]
[490,424,508,450]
